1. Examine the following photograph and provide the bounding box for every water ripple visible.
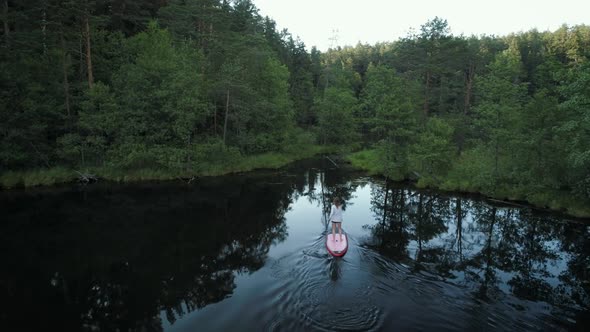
[266,235,383,331]
[263,232,577,331]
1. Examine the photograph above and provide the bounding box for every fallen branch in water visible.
[325,156,339,168]
[177,176,197,184]
[75,171,98,184]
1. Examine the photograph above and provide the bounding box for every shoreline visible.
[346,150,590,219]
[0,144,344,190]
[2,147,589,220]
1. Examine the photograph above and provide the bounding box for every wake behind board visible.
[326,232,348,257]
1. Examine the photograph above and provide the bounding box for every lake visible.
[1,158,588,331]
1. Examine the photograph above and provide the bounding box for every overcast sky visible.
[251,0,590,51]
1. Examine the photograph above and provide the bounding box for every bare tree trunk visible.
[84,14,93,89]
[213,101,218,136]
[494,111,499,183]
[61,32,71,119]
[186,133,191,169]
[222,89,229,146]
[423,71,431,118]
[196,9,202,46]
[79,35,84,80]
[464,62,475,115]
[3,0,9,46]
[457,62,475,155]
[41,4,47,54]
[438,76,445,112]
[207,22,213,50]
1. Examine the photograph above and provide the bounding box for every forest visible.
[1,0,589,216]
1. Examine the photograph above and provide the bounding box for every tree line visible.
[1,1,589,214]
[1,0,320,175]
[323,18,590,214]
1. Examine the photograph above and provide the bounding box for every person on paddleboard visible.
[329,197,344,241]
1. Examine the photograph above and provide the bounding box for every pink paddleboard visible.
[326,233,348,257]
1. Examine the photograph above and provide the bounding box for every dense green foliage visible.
[328,18,590,216]
[1,3,589,215]
[336,18,590,216]
[1,0,321,183]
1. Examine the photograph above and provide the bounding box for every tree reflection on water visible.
[0,173,292,332]
[0,159,588,331]
[364,179,590,327]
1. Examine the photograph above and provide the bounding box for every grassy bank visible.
[347,149,590,219]
[0,144,338,189]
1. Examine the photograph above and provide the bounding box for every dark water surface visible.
[1,159,588,331]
